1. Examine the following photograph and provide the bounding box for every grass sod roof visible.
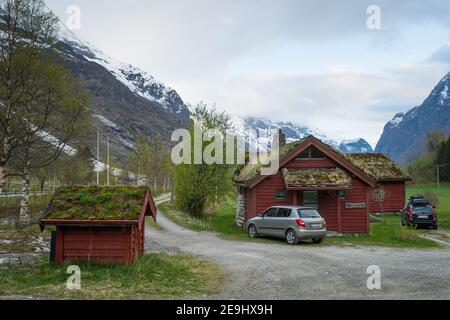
[234,139,306,183]
[234,136,410,184]
[282,168,352,189]
[344,153,411,181]
[44,186,149,221]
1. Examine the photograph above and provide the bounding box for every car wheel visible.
[285,230,298,245]
[312,238,323,244]
[248,225,258,238]
[432,223,438,230]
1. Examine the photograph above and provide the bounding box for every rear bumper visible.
[295,228,327,239]
[408,219,436,225]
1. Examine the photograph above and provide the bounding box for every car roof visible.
[269,206,316,210]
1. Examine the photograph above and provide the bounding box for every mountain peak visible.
[376,71,450,164]
[233,116,373,153]
[56,27,191,163]
[59,28,187,115]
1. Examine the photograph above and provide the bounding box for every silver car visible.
[245,206,327,245]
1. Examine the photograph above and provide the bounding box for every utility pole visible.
[96,129,100,186]
[107,136,110,187]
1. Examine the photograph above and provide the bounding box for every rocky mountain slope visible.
[376,72,450,164]
[233,116,373,153]
[57,30,191,163]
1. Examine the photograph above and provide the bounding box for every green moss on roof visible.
[45,186,148,221]
[345,153,410,181]
[283,168,351,188]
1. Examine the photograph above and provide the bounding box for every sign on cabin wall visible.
[345,203,367,209]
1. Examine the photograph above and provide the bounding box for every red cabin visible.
[234,136,411,234]
[40,186,157,265]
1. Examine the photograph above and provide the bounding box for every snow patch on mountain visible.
[59,29,186,114]
[232,116,373,153]
[94,114,119,130]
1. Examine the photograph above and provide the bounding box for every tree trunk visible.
[39,176,45,192]
[0,132,12,194]
[19,165,31,227]
[0,164,6,194]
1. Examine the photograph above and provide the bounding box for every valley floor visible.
[147,199,450,300]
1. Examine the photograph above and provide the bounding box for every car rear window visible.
[297,209,321,218]
[413,206,432,214]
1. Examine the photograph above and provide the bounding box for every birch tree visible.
[0,0,57,193]
[1,0,91,225]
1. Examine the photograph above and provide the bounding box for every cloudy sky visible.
[46,0,450,147]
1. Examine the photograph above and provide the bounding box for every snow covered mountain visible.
[232,116,373,153]
[56,29,191,163]
[376,72,450,164]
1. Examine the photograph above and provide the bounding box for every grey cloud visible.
[428,45,450,65]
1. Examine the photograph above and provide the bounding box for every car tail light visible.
[407,208,413,218]
[296,219,306,228]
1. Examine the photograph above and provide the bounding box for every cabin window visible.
[297,147,326,160]
[303,191,319,209]
[339,190,348,200]
[275,190,286,201]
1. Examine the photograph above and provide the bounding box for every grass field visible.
[0,253,223,299]
[406,182,450,231]
[323,215,438,248]
[0,194,52,219]
[158,199,439,248]
[157,200,250,241]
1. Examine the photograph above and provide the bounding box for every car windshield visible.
[297,209,321,218]
[413,206,433,214]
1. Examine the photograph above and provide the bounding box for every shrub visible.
[424,190,439,207]
[397,224,418,241]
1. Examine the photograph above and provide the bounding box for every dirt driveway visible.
[146,196,450,300]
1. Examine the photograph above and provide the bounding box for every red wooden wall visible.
[368,182,406,213]
[340,178,369,233]
[243,155,370,233]
[55,225,144,265]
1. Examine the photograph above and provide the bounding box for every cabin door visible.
[303,191,319,210]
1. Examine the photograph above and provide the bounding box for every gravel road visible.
[146,196,450,300]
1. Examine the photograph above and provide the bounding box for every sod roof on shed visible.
[345,153,410,181]
[44,186,149,221]
[282,168,352,189]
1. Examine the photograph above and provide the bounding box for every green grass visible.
[406,182,450,231]
[0,253,223,299]
[324,215,439,248]
[159,201,439,248]
[0,194,52,218]
[157,200,251,241]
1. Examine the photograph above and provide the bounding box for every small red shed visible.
[234,136,411,234]
[40,186,157,265]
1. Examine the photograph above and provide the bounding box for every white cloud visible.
[45,0,450,146]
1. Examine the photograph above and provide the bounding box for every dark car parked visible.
[401,196,438,229]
